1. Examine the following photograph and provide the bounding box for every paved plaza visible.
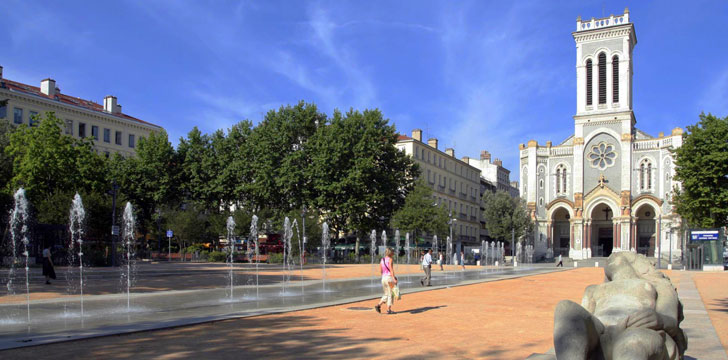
[2,267,726,359]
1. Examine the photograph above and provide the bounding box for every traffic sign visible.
[166,230,173,238]
[111,225,120,236]
[690,230,719,241]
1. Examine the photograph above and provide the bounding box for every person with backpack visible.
[374,248,398,314]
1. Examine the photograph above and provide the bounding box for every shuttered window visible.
[612,55,619,103]
[598,52,607,104]
[586,60,593,106]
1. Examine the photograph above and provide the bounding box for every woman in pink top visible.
[374,248,397,314]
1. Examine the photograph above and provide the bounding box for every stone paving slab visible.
[0,265,561,351]
[678,271,728,360]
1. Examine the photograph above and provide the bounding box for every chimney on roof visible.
[104,95,120,114]
[445,148,454,157]
[0,66,3,79]
[427,138,438,149]
[412,129,422,142]
[461,156,470,162]
[494,159,503,166]
[480,150,491,162]
[41,78,57,97]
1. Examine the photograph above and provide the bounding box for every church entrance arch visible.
[551,207,571,256]
[589,203,615,257]
[634,204,657,256]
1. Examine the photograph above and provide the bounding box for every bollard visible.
[495,261,499,267]
[667,264,672,270]
[573,261,578,268]
[595,262,599,267]
[477,260,481,266]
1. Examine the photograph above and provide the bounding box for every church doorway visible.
[635,205,657,256]
[590,203,614,257]
[551,208,571,256]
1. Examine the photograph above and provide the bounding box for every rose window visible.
[587,142,617,170]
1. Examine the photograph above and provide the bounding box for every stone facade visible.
[397,130,482,251]
[519,10,683,261]
[0,66,162,157]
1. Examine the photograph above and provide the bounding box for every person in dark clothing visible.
[556,254,563,267]
[42,245,56,284]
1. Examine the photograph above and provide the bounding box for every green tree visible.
[0,120,14,217]
[673,113,728,228]
[307,108,419,251]
[391,179,448,243]
[482,190,532,243]
[109,129,178,241]
[246,101,324,215]
[6,112,106,204]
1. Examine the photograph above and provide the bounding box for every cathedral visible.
[519,9,683,260]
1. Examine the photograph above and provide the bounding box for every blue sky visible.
[1,1,726,174]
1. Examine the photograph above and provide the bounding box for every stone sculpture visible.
[551,252,687,359]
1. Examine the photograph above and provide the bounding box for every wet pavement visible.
[0,264,561,350]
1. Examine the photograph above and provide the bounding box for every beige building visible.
[396,129,481,253]
[0,66,162,157]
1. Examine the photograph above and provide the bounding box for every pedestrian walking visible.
[420,249,433,286]
[374,248,397,314]
[556,254,563,267]
[460,250,466,270]
[438,252,444,271]
[42,244,56,285]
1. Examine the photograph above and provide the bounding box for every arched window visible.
[555,168,561,193]
[640,159,653,191]
[586,59,593,106]
[612,55,619,103]
[598,52,607,104]
[556,165,567,194]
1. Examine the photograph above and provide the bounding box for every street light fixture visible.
[448,210,457,265]
[108,181,120,267]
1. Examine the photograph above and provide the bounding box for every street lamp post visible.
[667,228,672,268]
[108,181,120,267]
[448,210,456,265]
[511,227,515,266]
[657,214,662,269]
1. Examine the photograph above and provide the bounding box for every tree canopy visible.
[672,113,728,228]
[482,190,532,242]
[390,179,448,241]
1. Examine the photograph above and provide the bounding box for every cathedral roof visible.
[558,135,575,146]
[634,129,653,140]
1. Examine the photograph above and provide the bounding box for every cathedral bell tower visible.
[573,8,636,118]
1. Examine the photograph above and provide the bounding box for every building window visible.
[65,120,73,135]
[0,103,6,119]
[639,159,653,191]
[612,55,619,102]
[92,126,99,140]
[556,165,567,194]
[586,59,593,106]
[13,108,23,124]
[103,128,110,143]
[78,122,86,138]
[29,111,38,126]
[128,134,135,148]
[598,52,607,104]
[104,151,110,158]
[115,131,122,145]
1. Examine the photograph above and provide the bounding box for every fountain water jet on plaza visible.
[8,188,30,324]
[121,202,136,312]
[249,215,259,299]
[226,216,236,301]
[69,194,86,319]
[394,229,400,263]
[321,222,330,293]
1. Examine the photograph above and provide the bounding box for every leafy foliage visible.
[482,190,532,241]
[307,109,418,237]
[391,179,448,239]
[673,113,728,228]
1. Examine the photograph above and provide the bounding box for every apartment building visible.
[396,129,482,253]
[0,66,162,157]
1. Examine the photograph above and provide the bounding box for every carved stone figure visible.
[553,252,687,359]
